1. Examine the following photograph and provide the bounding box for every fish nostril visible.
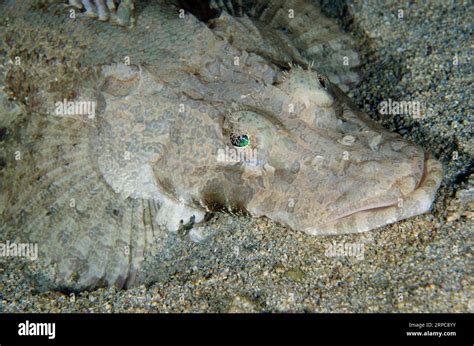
[339,135,356,146]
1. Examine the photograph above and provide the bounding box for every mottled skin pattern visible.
[0,0,442,289]
[96,61,442,235]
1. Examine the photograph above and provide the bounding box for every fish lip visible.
[304,155,443,235]
[314,151,429,224]
[319,200,399,228]
[304,151,442,235]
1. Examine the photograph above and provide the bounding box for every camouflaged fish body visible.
[0,0,442,289]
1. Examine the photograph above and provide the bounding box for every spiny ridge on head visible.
[277,67,333,107]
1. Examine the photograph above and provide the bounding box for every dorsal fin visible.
[209,0,361,91]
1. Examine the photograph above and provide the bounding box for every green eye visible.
[231,134,249,148]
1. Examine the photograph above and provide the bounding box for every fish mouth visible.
[304,153,443,235]
[341,153,429,218]
[415,156,428,189]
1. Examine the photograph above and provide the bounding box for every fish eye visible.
[231,134,250,148]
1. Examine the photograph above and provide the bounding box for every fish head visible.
[208,68,443,234]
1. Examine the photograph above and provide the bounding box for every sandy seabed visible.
[0,0,472,313]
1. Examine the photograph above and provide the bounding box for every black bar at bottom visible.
[0,313,471,345]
